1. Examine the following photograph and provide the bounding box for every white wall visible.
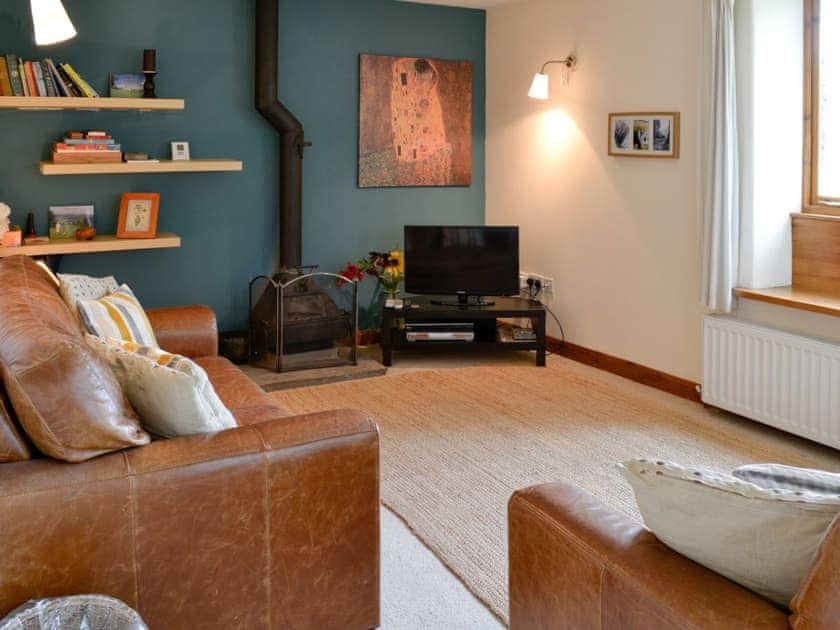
[736,0,803,289]
[486,0,705,381]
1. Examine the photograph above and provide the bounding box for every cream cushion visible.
[619,459,840,606]
[86,335,236,438]
[58,273,119,317]
[78,285,158,348]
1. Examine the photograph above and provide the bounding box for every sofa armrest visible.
[509,483,788,630]
[146,305,218,358]
[0,410,380,630]
[790,515,840,628]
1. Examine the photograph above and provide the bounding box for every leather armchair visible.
[508,483,838,629]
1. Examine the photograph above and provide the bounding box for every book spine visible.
[45,59,70,97]
[62,64,98,98]
[40,61,57,97]
[54,143,121,151]
[0,57,11,96]
[19,59,30,96]
[55,64,82,97]
[24,61,38,96]
[63,138,115,145]
[32,61,47,97]
[5,56,24,96]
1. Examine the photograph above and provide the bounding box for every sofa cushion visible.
[87,335,237,438]
[193,356,291,426]
[734,463,840,495]
[0,385,31,462]
[58,272,120,319]
[620,458,840,607]
[0,256,149,462]
[78,285,158,348]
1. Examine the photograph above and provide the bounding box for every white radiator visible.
[703,316,840,449]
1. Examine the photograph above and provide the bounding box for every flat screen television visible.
[404,225,520,304]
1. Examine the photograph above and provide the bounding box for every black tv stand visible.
[430,295,496,307]
[380,296,546,367]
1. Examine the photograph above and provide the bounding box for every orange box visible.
[2,231,22,248]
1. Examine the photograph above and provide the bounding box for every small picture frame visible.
[170,141,191,161]
[117,193,160,239]
[608,112,680,158]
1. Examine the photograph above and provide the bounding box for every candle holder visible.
[143,71,157,98]
[142,49,157,98]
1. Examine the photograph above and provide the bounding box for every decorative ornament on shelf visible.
[340,250,405,300]
[142,49,157,98]
[0,203,10,241]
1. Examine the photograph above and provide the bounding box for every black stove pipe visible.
[255,0,308,269]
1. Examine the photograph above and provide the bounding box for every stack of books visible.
[0,56,98,98]
[52,131,122,164]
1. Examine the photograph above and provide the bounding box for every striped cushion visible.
[733,464,840,496]
[78,285,158,348]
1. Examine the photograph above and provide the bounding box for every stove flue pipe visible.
[255,0,309,269]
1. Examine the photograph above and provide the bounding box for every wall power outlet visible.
[519,272,555,299]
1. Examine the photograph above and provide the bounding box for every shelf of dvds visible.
[0,96,185,111]
[40,159,244,176]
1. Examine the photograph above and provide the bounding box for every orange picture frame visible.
[117,193,160,239]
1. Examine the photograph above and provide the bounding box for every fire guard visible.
[249,269,358,372]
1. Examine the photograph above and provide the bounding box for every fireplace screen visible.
[249,269,358,372]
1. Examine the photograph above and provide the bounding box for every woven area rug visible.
[273,361,840,623]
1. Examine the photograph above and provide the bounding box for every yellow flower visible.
[389,250,405,274]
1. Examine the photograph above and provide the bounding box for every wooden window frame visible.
[804,0,840,216]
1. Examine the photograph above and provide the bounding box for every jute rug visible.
[273,361,840,623]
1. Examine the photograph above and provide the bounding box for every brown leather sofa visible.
[509,483,840,629]
[0,256,380,630]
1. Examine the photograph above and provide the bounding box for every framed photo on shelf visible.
[170,141,191,161]
[117,193,159,239]
[608,112,680,158]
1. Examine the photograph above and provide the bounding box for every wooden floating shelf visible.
[0,233,181,258]
[0,96,185,111]
[40,159,244,176]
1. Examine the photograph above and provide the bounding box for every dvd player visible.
[405,322,475,342]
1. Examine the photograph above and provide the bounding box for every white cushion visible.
[86,335,236,438]
[58,273,119,317]
[78,284,158,348]
[619,458,840,606]
[733,463,840,496]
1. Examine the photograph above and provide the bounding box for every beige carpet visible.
[273,362,840,623]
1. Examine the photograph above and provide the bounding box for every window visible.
[805,0,840,213]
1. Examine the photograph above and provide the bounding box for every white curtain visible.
[702,0,740,312]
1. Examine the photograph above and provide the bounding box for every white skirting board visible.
[703,316,840,449]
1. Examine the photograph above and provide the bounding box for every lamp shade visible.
[31,0,77,46]
[528,73,549,100]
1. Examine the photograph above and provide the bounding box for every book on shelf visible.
[0,54,99,98]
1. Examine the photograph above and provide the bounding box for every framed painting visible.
[359,53,473,188]
[608,112,680,158]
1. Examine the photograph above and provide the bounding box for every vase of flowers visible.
[340,250,405,300]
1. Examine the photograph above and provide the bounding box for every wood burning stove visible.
[250,0,357,372]
[249,269,358,372]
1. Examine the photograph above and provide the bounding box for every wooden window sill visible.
[734,286,840,317]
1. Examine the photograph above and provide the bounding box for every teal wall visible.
[0,0,485,331]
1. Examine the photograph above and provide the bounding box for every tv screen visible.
[404,226,520,296]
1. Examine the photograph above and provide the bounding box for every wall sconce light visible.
[528,55,577,100]
[31,0,77,46]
